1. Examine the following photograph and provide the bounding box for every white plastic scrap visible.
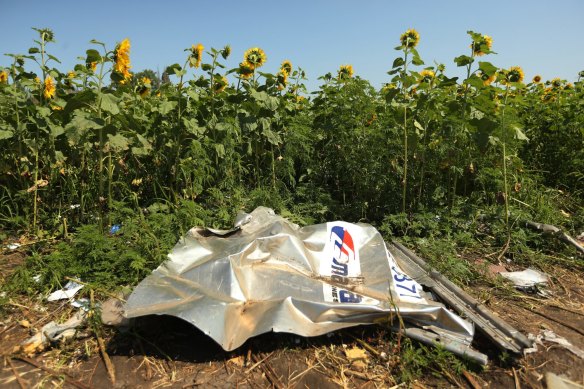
[7,243,21,250]
[525,329,584,359]
[18,310,87,354]
[47,280,84,302]
[500,268,549,296]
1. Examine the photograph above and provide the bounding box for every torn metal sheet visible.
[125,207,479,360]
[390,241,533,354]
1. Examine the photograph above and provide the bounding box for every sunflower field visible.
[0,28,582,291]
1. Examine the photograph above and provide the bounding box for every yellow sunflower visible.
[532,75,542,83]
[213,76,228,94]
[382,83,397,93]
[43,76,56,99]
[400,29,420,48]
[0,70,8,84]
[114,38,132,83]
[277,70,288,91]
[338,64,354,80]
[243,47,267,69]
[189,43,204,68]
[221,45,231,60]
[541,87,555,103]
[471,35,493,56]
[419,69,435,82]
[551,78,562,88]
[479,71,497,86]
[137,77,151,98]
[67,71,76,79]
[280,60,292,75]
[505,66,524,83]
[238,62,254,79]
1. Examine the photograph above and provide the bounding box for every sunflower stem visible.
[401,46,409,214]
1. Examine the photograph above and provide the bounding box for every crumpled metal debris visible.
[125,207,475,353]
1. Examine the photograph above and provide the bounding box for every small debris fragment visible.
[525,329,584,359]
[228,355,245,367]
[47,280,84,301]
[500,268,549,294]
[344,346,369,371]
[545,372,584,389]
[17,310,87,355]
[19,319,31,328]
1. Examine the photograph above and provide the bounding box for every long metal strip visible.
[388,241,533,354]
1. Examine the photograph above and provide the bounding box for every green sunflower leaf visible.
[454,55,474,67]
[99,93,120,115]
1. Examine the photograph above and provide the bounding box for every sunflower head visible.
[189,43,204,68]
[238,62,254,79]
[551,78,562,88]
[36,28,55,43]
[221,45,231,60]
[113,38,132,83]
[338,64,354,80]
[382,83,397,93]
[0,70,8,84]
[243,47,267,69]
[478,71,497,86]
[86,61,97,73]
[280,60,293,75]
[277,71,288,91]
[471,34,493,56]
[213,76,228,94]
[137,76,151,98]
[43,76,56,99]
[532,75,542,83]
[419,69,435,83]
[541,87,556,103]
[400,29,420,49]
[564,83,573,90]
[505,66,524,83]
[67,71,76,79]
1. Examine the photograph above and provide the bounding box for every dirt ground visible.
[1,248,584,388]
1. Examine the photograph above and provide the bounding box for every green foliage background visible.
[0,28,582,292]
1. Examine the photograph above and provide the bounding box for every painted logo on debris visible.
[322,223,363,303]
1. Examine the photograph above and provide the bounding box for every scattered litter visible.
[525,329,584,359]
[70,298,90,311]
[109,224,121,234]
[32,274,42,283]
[47,280,84,302]
[19,320,31,328]
[545,372,584,389]
[500,268,549,295]
[344,346,369,370]
[7,243,21,250]
[16,310,86,355]
[227,355,245,367]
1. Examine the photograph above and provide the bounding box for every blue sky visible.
[2,0,583,92]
